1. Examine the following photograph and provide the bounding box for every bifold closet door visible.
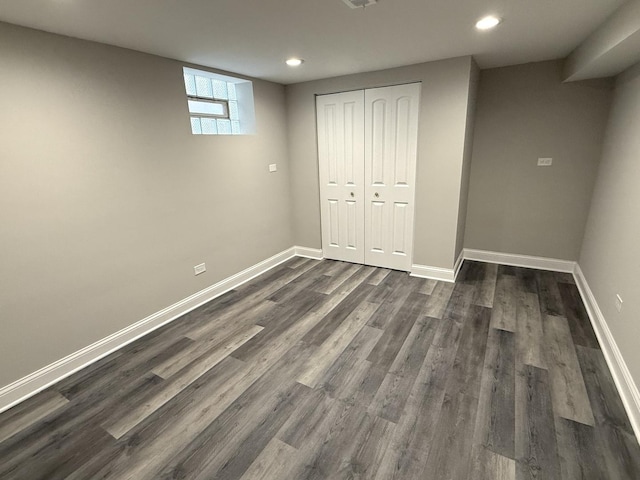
[316,90,366,264]
[364,83,420,271]
[317,83,420,271]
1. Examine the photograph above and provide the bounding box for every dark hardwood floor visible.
[0,258,639,479]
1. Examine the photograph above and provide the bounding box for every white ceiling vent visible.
[341,0,377,9]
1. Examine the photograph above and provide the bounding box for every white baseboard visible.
[410,264,456,282]
[294,246,323,260]
[464,248,576,273]
[410,249,466,283]
[453,249,465,279]
[410,250,465,283]
[0,246,308,414]
[573,265,640,443]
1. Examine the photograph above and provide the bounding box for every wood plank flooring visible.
[0,258,639,479]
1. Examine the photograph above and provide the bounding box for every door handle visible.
[350,192,354,197]
[374,192,379,198]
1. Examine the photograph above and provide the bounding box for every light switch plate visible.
[194,263,206,276]
[269,164,277,173]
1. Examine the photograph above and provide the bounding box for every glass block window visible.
[183,67,256,135]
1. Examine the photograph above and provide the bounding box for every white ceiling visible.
[0,0,626,84]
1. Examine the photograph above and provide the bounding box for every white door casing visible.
[316,90,366,264]
[316,83,420,271]
[364,83,420,271]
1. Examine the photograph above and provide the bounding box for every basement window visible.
[183,67,256,135]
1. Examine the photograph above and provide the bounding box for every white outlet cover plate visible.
[194,263,206,275]
[537,157,553,166]
[269,164,277,172]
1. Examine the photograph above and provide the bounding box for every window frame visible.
[182,67,256,136]
[187,96,229,119]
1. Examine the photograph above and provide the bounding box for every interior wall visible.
[563,0,640,82]
[454,59,480,261]
[286,57,475,270]
[0,22,293,388]
[464,60,612,260]
[579,61,640,387]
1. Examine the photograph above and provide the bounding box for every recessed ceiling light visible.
[286,58,304,67]
[475,15,501,30]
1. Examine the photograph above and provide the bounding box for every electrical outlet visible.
[537,157,553,166]
[269,164,277,173]
[615,294,623,312]
[194,263,206,276]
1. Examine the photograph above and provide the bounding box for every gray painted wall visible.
[286,57,475,269]
[579,61,640,386]
[0,23,292,387]
[455,59,480,261]
[464,60,612,260]
[563,0,640,81]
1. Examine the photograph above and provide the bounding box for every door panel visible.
[328,199,340,247]
[316,91,366,264]
[343,101,357,185]
[364,83,420,271]
[346,200,358,248]
[392,202,409,254]
[371,99,387,185]
[370,200,386,252]
[394,97,412,185]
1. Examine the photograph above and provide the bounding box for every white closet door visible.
[364,83,420,271]
[316,91,366,264]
